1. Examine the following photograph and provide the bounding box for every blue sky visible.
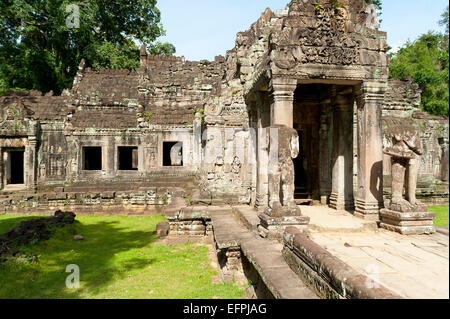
[156,0,448,61]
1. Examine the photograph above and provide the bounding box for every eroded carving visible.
[383,126,426,212]
[265,125,302,217]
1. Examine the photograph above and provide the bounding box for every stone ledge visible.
[380,209,436,235]
[282,226,402,299]
[436,226,449,236]
[258,212,310,240]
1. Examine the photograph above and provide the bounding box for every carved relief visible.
[271,5,360,69]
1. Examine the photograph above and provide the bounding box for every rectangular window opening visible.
[83,147,102,171]
[118,146,138,170]
[163,142,183,167]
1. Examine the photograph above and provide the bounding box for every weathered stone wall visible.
[0,0,447,211]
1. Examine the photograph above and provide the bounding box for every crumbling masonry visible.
[0,0,448,217]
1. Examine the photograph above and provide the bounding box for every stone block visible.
[379,209,436,235]
[155,222,170,237]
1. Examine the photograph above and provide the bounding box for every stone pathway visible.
[210,207,318,299]
[301,205,378,232]
[304,207,449,299]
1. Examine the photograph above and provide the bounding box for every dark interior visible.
[83,147,102,170]
[163,142,183,167]
[10,150,24,184]
[118,147,138,170]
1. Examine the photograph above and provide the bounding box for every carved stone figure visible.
[265,125,301,217]
[383,126,426,212]
[170,144,183,166]
[380,126,436,235]
[231,156,241,177]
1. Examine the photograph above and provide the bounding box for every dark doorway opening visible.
[83,147,102,170]
[10,150,24,184]
[118,147,138,170]
[163,142,183,167]
[294,130,307,190]
[293,130,310,203]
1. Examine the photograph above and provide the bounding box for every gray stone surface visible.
[308,229,449,299]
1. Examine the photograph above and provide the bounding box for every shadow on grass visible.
[0,216,161,299]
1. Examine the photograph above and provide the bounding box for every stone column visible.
[27,136,38,189]
[270,78,297,128]
[255,92,269,209]
[330,93,355,211]
[355,82,385,219]
[440,138,449,182]
[106,136,115,177]
[0,147,3,190]
[319,98,332,205]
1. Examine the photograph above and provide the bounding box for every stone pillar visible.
[330,93,355,211]
[106,136,115,177]
[0,147,3,190]
[319,99,332,205]
[27,136,38,189]
[440,138,449,182]
[354,82,385,219]
[270,78,297,128]
[255,93,269,210]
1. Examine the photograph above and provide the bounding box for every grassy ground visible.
[0,214,245,299]
[429,206,449,227]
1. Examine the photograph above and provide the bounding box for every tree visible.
[389,31,449,116]
[0,0,175,95]
[439,5,449,35]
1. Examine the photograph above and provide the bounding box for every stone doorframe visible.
[252,77,385,219]
[0,135,38,191]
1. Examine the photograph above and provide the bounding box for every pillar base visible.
[379,209,436,235]
[329,192,354,211]
[354,199,382,220]
[258,212,309,241]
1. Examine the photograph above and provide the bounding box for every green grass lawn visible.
[428,206,449,227]
[0,214,245,299]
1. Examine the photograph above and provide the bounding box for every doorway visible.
[5,149,25,185]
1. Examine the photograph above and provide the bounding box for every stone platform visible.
[380,208,436,235]
[233,205,448,299]
[307,229,449,299]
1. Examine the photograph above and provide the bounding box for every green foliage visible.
[389,31,449,116]
[0,0,175,95]
[429,206,449,227]
[439,5,449,35]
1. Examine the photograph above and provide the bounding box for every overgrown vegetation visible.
[0,0,175,96]
[389,6,449,116]
[0,214,244,299]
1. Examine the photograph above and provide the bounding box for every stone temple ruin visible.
[0,0,448,298]
[1,0,447,215]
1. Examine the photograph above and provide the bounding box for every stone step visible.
[295,198,314,206]
[232,206,260,232]
[210,207,318,299]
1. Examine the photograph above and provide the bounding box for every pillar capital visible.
[269,78,297,127]
[269,77,297,96]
